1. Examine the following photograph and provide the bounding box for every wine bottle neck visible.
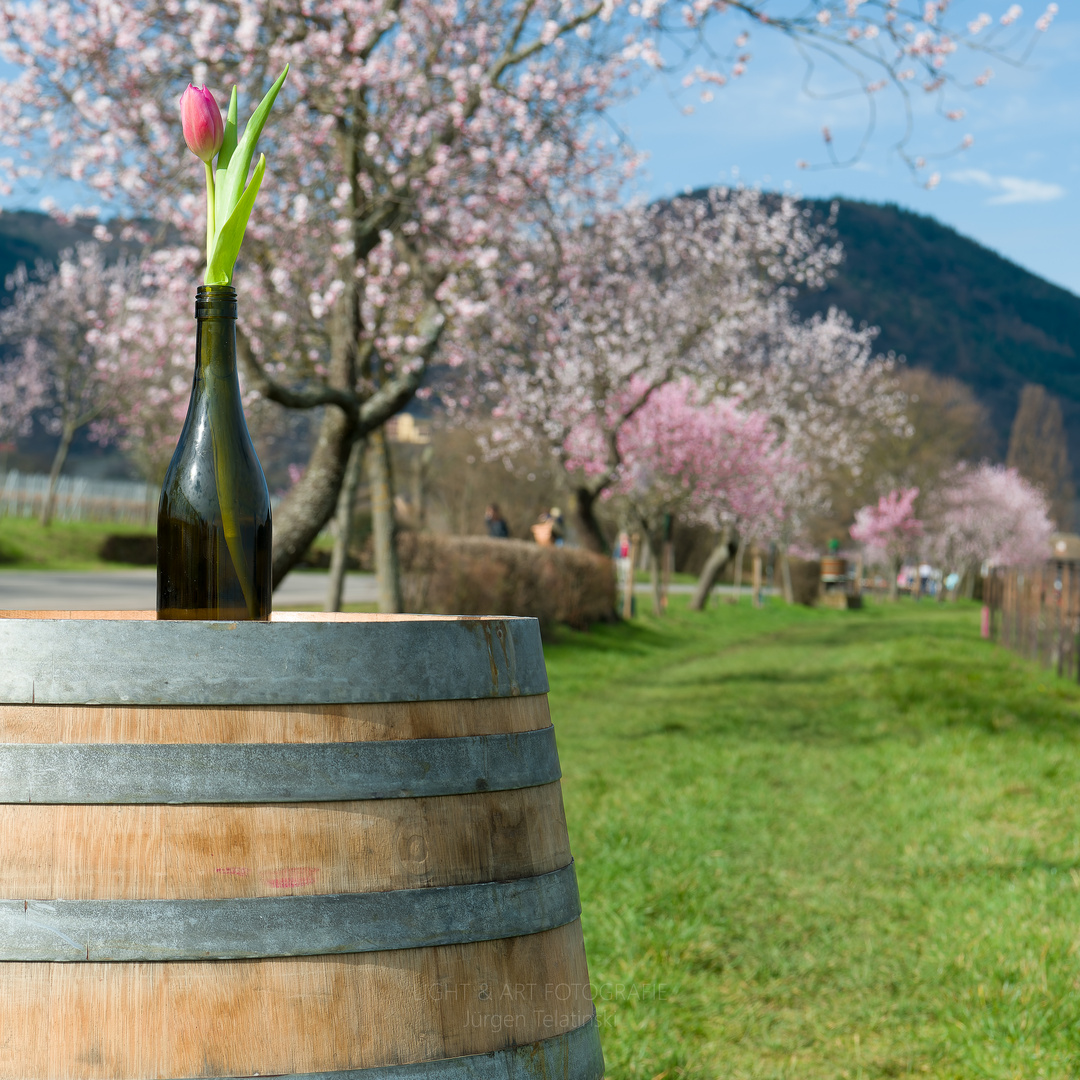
[195,283,238,319]
[193,284,240,389]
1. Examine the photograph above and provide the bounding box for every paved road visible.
[0,569,755,611]
[0,569,378,611]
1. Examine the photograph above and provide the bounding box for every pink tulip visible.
[179,84,223,163]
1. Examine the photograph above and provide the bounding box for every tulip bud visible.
[179,85,224,163]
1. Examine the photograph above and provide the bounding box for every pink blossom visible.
[571,377,796,540]
[924,464,1052,570]
[1035,3,1057,31]
[851,488,923,564]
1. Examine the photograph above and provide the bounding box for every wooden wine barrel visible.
[820,556,847,583]
[0,611,603,1080]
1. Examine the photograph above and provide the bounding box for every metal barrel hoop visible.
[0,727,562,804]
[0,863,581,962]
[0,617,548,704]
[158,1021,606,1080]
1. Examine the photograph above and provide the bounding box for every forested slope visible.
[797,197,1080,467]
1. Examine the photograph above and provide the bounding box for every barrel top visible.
[0,612,547,705]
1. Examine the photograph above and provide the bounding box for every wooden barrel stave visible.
[0,924,595,1077]
[0,614,602,1079]
[0,784,570,899]
[0,696,553,744]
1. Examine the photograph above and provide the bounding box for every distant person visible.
[918,561,932,600]
[485,503,509,539]
[531,510,554,546]
[548,507,565,547]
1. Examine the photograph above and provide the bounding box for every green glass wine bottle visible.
[157,285,272,620]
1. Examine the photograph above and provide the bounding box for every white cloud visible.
[989,178,1068,205]
[950,169,1065,205]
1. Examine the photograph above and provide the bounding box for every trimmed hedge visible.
[788,558,822,606]
[99,533,157,565]
[398,533,615,632]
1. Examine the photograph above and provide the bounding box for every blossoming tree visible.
[850,486,923,599]
[90,243,316,500]
[0,244,141,524]
[689,299,907,604]
[466,188,840,550]
[568,377,795,611]
[467,189,905,609]
[924,463,1052,594]
[0,0,1057,590]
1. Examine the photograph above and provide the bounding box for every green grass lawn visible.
[0,517,153,569]
[546,598,1080,1078]
[634,569,700,586]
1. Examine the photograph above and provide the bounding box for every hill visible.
[0,210,107,287]
[797,197,1080,469]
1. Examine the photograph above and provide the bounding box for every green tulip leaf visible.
[214,86,239,213]
[206,374,257,619]
[214,65,288,241]
[206,154,266,285]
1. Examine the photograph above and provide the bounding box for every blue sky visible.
[612,2,1079,294]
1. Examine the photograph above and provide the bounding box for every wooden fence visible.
[986,563,1080,680]
[0,471,157,525]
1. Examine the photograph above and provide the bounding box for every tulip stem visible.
[204,161,216,272]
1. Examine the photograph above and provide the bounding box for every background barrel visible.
[0,611,603,1080]
[820,556,847,582]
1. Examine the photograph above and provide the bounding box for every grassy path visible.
[545,599,1080,1078]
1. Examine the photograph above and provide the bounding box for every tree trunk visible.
[779,546,795,604]
[621,532,640,620]
[648,538,663,615]
[889,556,900,601]
[367,426,403,613]
[732,537,747,602]
[964,565,978,600]
[41,422,75,527]
[661,538,672,613]
[324,436,366,613]
[574,486,607,553]
[271,406,354,588]
[413,445,433,531]
[689,526,736,611]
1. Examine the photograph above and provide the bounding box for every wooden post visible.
[622,533,639,620]
[732,537,746,603]
[660,541,672,614]
[1034,566,1043,664]
[779,546,795,604]
[660,514,673,614]
[624,533,640,619]
[1067,561,1075,678]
